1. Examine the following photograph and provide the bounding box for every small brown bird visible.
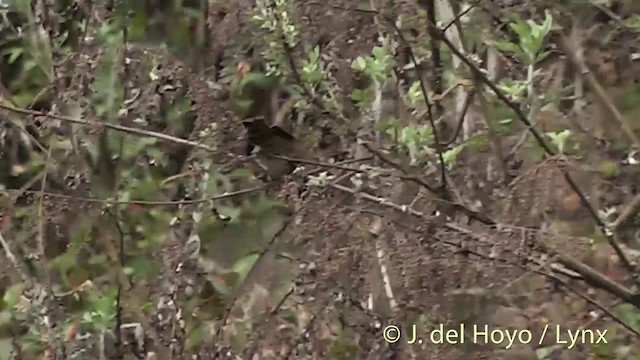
[242,117,296,154]
[242,118,298,178]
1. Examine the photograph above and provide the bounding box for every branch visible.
[611,193,640,231]
[0,104,217,152]
[331,182,640,314]
[387,20,449,195]
[558,33,640,147]
[7,186,264,206]
[430,26,637,278]
[362,142,495,225]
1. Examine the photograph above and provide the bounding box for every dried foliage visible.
[1,0,640,359]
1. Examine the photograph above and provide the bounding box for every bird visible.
[230,60,282,122]
[242,117,295,153]
[230,60,302,179]
[241,117,298,179]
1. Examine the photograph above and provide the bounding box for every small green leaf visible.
[233,253,259,280]
[185,323,207,350]
[351,88,368,102]
[443,144,465,165]
[541,11,553,36]
[546,129,572,154]
[407,81,423,104]
[311,45,320,60]
[239,72,280,90]
[536,50,551,63]
[493,40,521,54]
[372,46,386,60]
[351,56,367,71]
[400,125,419,145]
[6,47,24,64]
[233,98,254,117]
[509,19,530,41]
[3,283,24,308]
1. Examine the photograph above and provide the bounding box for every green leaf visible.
[541,11,553,36]
[615,345,632,357]
[536,51,551,63]
[546,129,572,154]
[407,80,422,103]
[310,45,320,61]
[400,125,419,145]
[464,134,489,150]
[372,46,386,60]
[443,144,465,165]
[121,137,158,159]
[2,283,24,308]
[509,19,530,41]
[206,274,231,296]
[233,253,259,281]
[351,56,367,71]
[233,98,255,118]
[493,40,520,54]
[351,88,368,102]
[6,47,24,64]
[185,323,207,350]
[417,125,433,141]
[526,19,540,34]
[239,72,280,90]
[380,121,398,135]
[598,160,620,179]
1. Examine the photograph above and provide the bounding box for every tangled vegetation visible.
[1,0,640,359]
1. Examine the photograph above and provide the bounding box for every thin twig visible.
[269,154,368,173]
[423,0,445,118]
[8,186,265,206]
[558,33,640,147]
[37,146,52,262]
[0,103,217,152]
[388,21,449,193]
[611,193,640,231]
[431,25,636,277]
[366,208,640,336]
[333,182,640,312]
[302,156,374,177]
[441,0,481,32]
[441,87,475,145]
[0,232,31,283]
[362,141,495,225]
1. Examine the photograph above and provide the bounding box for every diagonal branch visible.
[387,20,450,196]
[362,142,494,225]
[335,181,640,315]
[558,33,640,147]
[303,1,637,281]
[0,104,217,152]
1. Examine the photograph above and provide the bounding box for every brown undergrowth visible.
[1,1,640,359]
